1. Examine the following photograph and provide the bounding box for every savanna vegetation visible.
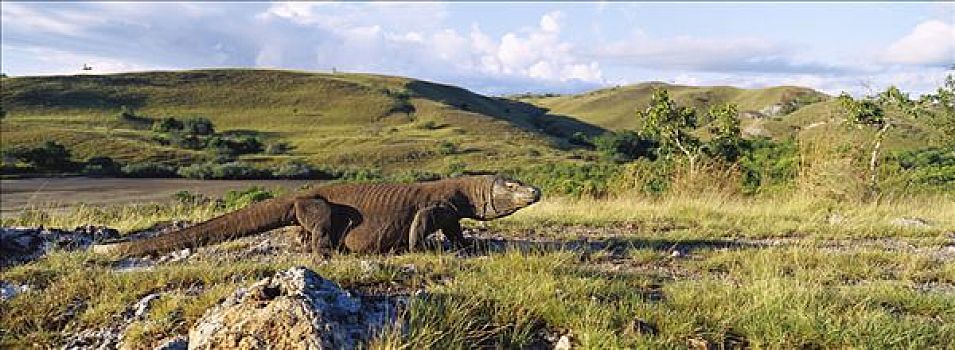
[1,70,953,349]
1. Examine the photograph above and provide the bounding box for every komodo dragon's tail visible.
[92,198,296,258]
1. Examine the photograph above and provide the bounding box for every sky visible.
[1,2,953,96]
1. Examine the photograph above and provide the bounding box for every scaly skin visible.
[92,175,540,257]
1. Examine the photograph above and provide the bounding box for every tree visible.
[706,103,744,162]
[919,74,955,146]
[838,85,924,195]
[639,89,701,173]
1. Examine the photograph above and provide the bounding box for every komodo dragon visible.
[92,175,540,257]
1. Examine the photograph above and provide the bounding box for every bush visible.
[592,131,657,163]
[175,163,217,179]
[738,138,799,193]
[121,162,178,178]
[152,117,184,133]
[207,135,264,155]
[272,161,320,179]
[177,162,270,180]
[183,117,215,136]
[168,133,207,150]
[506,162,622,198]
[3,141,76,171]
[82,156,121,176]
[221,187,275,210]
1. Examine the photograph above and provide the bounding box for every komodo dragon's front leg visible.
[408,205,468,252]
[293,197,336,254]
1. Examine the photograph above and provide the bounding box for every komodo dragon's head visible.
[471,175,541,220]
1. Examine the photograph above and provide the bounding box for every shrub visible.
[738,138,799,193]
[183,117,215,135]
[272,161,319,179]
[82,156,121,176]
[506,162,622,198]
[168,133,207,150]
[207,135,264,155]
[121,162,178,178]
[152,117,184,133]
[176,163,217,179]
[3,141,76,171]
[592,131,657,163]
[178,162,270,180]
[221,187,275,210]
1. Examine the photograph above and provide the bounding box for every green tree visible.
[639,89,701,173]
[706,103,744,162]
[839,85,926,195]
[920,74,955,146]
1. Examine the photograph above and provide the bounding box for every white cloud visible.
[883,20,955,67]
[540,11,563,33]
[1,45,165,76]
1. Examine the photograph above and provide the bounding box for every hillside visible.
[516,82,827,130]
[0,69,604,172]
[518,82,937,152]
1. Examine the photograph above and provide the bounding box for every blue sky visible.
[2,2,952,95]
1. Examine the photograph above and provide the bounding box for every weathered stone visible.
[153,336,188,350]
[554,334,573,350]
[189,267,394,350]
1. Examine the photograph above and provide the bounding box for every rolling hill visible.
[517,82,937,152]
[0,69,603,172]
[1,70,938,175]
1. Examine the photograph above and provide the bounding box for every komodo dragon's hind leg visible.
[409,205,463,252]
[293,197,335,256]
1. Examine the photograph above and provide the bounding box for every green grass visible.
[2,194,953,349]
[517,82,825,131]
[1,69,592,172]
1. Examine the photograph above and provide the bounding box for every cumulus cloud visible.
[883,20,955,67]
[256,6,604,87]
[0,2,948,96]
[593,32,855,74]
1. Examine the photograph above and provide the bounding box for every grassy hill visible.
[516,82,827,130]
[0,69,603,172]
[518,82,938,153]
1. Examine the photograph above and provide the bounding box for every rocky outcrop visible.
[0,226,119,267]
[188,267,397,350]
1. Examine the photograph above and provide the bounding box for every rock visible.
[1,226,121,267]
[131,293,162,320]
[759,104,785,117]
[0,280,30,301]
[189,267,394,350]
[669,250,683,258]
[554,335,572,350]
[890,217,931,228]
[153,336,188,350]
[64,329,123,350]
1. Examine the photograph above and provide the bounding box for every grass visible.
[0,70,584,172]
[516,82,825,131]
[2,193,953,349]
